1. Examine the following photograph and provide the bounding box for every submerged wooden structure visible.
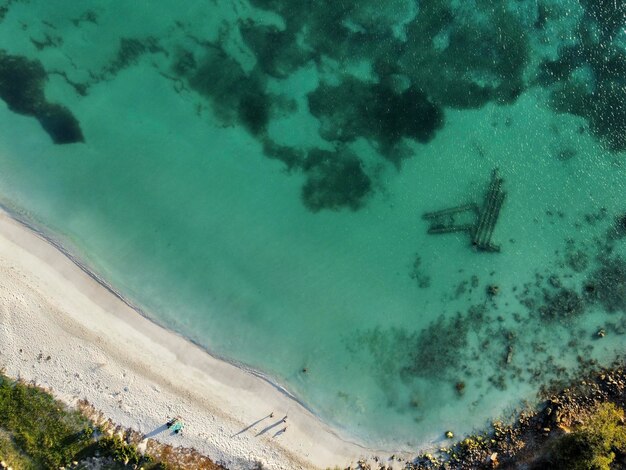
[423,170,506,252]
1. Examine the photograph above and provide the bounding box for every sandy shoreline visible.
[0,207,405,469]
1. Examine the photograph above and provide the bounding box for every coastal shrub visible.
[0,374,205,469]
[538,403,626,470]
[0,375,93,468]
[97,435,144,465]
[0,428,34,469]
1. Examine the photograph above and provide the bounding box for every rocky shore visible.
[349,362,626,470]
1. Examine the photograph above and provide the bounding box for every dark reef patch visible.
[251,0,530,113]
[171,48,197,77]
[37,103,84,144]
[237,90,271,137]
[0,52,47,115]
[0,52,84,144]
[353,301,562,404]
[239,21,312,79]
[398,3,529,109]
[585,256,626,314]
[516,252,588,325]
[261,138,304,170]
[538,1,626,151]
[538,288,585,322]
[248,0,357,62]
[70,9,99,27]
[170,44,376,213]
[106,37,163,75]
[409,254,431,289]
[308,77,443,164]
[265,141,375,212]
[174,45,272,137]
[357,306,488,386]
[580,0,626,39]
[402,311,473,380]
[350,213,626,419]
[170,0,541,211]
[301,148,372,212]
[608,214,626,240]
[30,32,63,51]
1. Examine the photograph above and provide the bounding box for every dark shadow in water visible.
[231,414,272,437]
[144,424,168,439]
[255,419,283,437]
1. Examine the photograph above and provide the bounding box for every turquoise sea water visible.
[1,0,626,450]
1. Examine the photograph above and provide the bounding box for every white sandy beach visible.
[0,207,405,469]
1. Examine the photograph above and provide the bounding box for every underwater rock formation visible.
[177,45,272,137]
[301,148,372,212]
[176,0,543,212]
[172,43,379,213]
[0,52,84,144]
[105,37,163,76]
[37,103,84,145]
[609,214,626,240]
[585,256,626,314]
[261,138,304,170]
[397,1,529,109]
[538,288,585,322]
[248,0,358,62]
[239,21,312,79]
[579,0,626,40]
[402,312,472,380]
[187,49,263,129]
[539,0,626,151]
[308,77,443,164]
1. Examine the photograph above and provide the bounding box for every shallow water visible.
[0,0,625,449]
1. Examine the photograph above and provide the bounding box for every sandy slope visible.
[0,208,396,469]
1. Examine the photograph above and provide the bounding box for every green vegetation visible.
[0,373,164,469]
[541,403,626,470]
[98,435,146,466]
[0,428,35,469]
[0,374,93,468]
